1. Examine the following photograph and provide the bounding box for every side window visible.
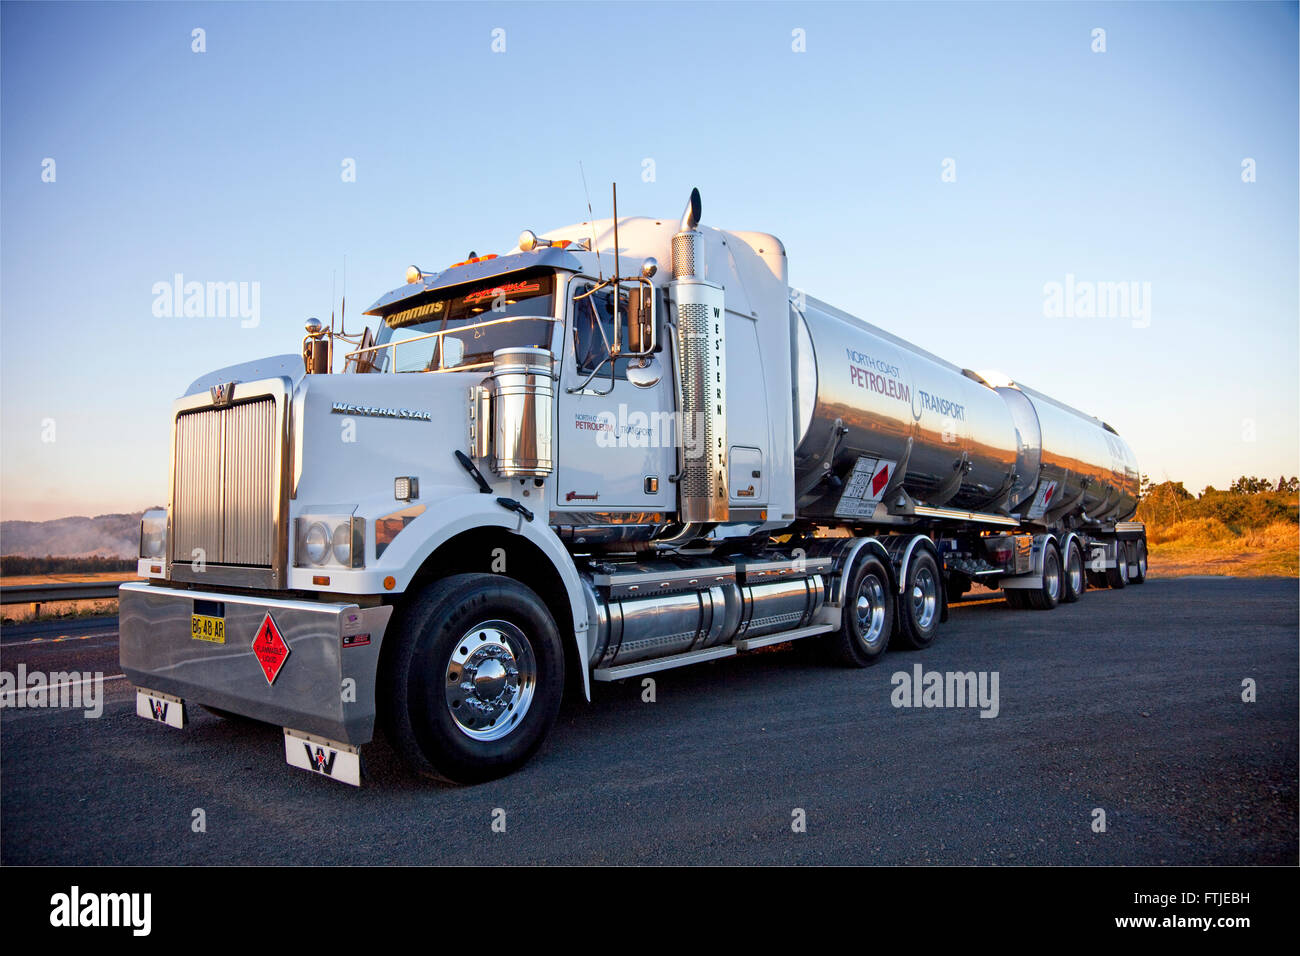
[572,282,632,378]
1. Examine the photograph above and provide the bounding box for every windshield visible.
[372,269,556,372]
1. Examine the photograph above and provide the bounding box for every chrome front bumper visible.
[119,581,393,745]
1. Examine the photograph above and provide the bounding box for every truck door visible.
[553,278,675,516]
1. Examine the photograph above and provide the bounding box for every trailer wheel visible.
[824,553,894,666]
[1024,543,1062,610]
[380,573,564,785]
[1130,540,1147,584]
[896,550,941,649]
[1061,540,1085,603]
[1105,541,1129,589]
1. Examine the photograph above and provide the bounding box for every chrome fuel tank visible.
[792,297,1024,517]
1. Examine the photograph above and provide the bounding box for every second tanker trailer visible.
[120,187,1147,784]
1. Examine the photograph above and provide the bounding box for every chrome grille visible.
[173,398,278,567]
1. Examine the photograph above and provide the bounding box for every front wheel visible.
[380,573,565,784]
[896,549,941,650]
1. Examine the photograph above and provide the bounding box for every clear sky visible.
[2,0,1297,521]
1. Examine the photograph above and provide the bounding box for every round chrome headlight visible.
[331,522,351,566]
[304,522,330,565]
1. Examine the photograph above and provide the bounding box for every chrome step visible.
[591,621,842,682]
[733,622,836,651]
[592,645,737,681]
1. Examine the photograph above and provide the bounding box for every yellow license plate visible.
[191,613,226,644]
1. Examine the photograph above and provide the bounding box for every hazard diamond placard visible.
[834,456,897,519]
[252,612,290,685]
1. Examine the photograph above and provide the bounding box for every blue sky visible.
[2,0,1297,520]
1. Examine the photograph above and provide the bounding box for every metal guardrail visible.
[0,582,126,605]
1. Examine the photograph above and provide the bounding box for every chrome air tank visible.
[987,377,1140,524]
[792,296,1026,517]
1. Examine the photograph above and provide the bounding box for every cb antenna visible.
[579,160,603,281]
[338,255,348,337]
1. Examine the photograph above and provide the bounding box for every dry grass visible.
[1148,520,1298,578]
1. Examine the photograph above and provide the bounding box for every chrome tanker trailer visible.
[121,187,1146,785]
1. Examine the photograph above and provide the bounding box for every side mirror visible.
[623,282,655,356]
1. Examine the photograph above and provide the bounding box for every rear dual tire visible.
[1105,542,1129,589]
[1060,540,1085,604]
[1130,540,1147,584]
[1022,542,1062,611]
[895,550,941,649]
[824,553,895,667]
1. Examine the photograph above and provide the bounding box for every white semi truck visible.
[121,188,1146,786]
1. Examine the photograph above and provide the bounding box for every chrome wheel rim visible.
[911,567,938,630]
[444,620,537,742]
[1117,548,1129,582]
[1067,547,1084,596]
[1044,551,1061,601]
[854,573,888,649]
[1138,547,1147,576]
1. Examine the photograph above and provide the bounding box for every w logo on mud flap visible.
[304,743,338,776]
[149,699,169,721]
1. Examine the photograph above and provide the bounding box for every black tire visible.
[895,549,941,650]
[1105,541,1129,589]
[1061,540,1085,604]
[1024,543,1062,610]
[1130,539,1147,584]
[824,553,894,667]
[379,573,565,784]
[1003,587,1027,609]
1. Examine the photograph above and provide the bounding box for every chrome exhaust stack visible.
[671,187,704,280]
[667,188,729,524]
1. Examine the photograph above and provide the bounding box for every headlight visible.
[139,509,167,559]
[295,513,364,569]
[331,523,351,565]
[304,523,330,564]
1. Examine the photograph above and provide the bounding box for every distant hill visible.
[0,511,151,558]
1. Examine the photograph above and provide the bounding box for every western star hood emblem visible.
[210,382,236,405]
[330,402,432,421]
